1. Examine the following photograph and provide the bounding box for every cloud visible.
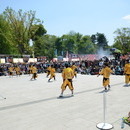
[122,15,130,20]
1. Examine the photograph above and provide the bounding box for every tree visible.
[55,37,63,56]
[96,33,108,49]
[0,15,15,54]
[31,24,47,40]
[91,34,96,44]
[61,34,75,54]
[113,28,130,53]
[30,24,47,57]
[77,35,96,54]
[34,34,57,60]
[54,32,97,56]
[3,7,43,55]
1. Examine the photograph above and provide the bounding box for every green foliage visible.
[0,15,17,54]
[55,37,63,56]
[0,7,111,60]
[96,33,108,49]
[113,28,130,54]
[34,35,56,60]
[31,24,47,40]
[54,32,97,56]
[77,35,96,54]
[91,34,96,44]
[2,7,43,55]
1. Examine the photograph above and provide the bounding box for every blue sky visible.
[0,0,130,45]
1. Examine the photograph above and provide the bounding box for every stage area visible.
[0,73,129,130]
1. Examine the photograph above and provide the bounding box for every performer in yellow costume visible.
[48,65,56,82]
[15,65,21,76]
[8,65,14,77]
[59,64,74,97]
[46,65,51,78]
[98,62,113,91]
[124,60,130,86]
[28,65,33,75]
[30,65,37,80]
[71,63,77,78]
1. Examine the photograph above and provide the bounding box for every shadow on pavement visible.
[0,82,124,111]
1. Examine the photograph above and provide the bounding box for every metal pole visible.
[96,91,113,129]
[103,91,106,124]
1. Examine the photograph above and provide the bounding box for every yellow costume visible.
[28,65,33,75]
[59,64,74,97]
[31,65,37,80]
[99,65,113,90]
[48,66,55,81]
[46,66,51,77]
[15,66,21,76]
[71,64,77,78]
[124,62,130,85]
[61,66,74,91]
[8,66,14,76]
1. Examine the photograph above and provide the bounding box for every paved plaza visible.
[0,73,130,130]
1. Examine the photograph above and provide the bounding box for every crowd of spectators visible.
[0,56,128,77]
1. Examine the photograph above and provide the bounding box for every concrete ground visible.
[0,73,129,130]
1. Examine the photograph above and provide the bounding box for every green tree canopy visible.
[2,7,44,55]
[113,27,130,54]
[0,14,14,54]
[96,33,108,49]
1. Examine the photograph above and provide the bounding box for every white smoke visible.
[97,47,111,59]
